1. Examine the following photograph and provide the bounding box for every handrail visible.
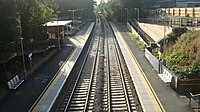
[189,92,200,111]
[190,93,200,97]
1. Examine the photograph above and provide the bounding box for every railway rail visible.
[51,14,142,111]
[104,16,140,111]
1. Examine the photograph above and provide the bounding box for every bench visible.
[189,93,200,110]
[7,75,24,90]
[158,69,173,83]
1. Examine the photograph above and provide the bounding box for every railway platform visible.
[30,22,94,112]
[111,23,193,112]
[0,22,94,112]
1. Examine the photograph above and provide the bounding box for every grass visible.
[114,22,145,50]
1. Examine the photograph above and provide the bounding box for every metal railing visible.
[189,93,200,111]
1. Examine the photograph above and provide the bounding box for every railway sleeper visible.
[111,95,126,99]
[74,92,87,95]
[111,89,124,92]
[112,107,128,111]
[73,94,87,98]
[75,89,88,92]
[112,92,124,95]
[68,106,84,111]
[71,100,85,104]
[72,97,86,100]
[69,103,85,107]
[112,100,127,104]
[111,98,126,101]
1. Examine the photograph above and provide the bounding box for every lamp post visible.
[161,16,166,53]
[18,15,27,80]
[135,8,140,36]
[77,9,84,27]
[135,8,139,23]
[57,11,61,50]
[121,8,122,22]
[79,9,83,21]
[68,10,76,23]
[125,8,128,24]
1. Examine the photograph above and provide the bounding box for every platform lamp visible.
[68,10,76,24]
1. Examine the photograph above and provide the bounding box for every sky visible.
[96,0,101,5]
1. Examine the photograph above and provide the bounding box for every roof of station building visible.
[45,20,72,26]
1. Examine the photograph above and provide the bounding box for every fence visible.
[127,22,147,45]
[144,48,178,89]
[145,49,159,72]
[164,7,200,18]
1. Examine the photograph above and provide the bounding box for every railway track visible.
[52,14,142,112]
[102,16,141,112]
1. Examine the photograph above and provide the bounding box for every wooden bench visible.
[7,75,24,90]
[189,93,200,110]
[158,69,173,83]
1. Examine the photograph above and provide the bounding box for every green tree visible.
[0,0,57,42]
[58,0,95,20]
[97,0,153,22]
[0,0,18,41]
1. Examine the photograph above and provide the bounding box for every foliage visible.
[115,22,145,50]
[0,0,18,41]
[0,0,57,42]
[58,0,95,20]
[0,0,94,42]
[128,32,145,50]
[162,30,200,79]
[96,0,153,22]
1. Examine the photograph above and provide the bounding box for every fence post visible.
[193,8,195,17]
[198,96,200,111]
[185,8,187,17]
[189,95,191,106]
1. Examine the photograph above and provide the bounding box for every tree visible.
[0,0,18,41]
[58,0,95,20]
[0,0,57,42]
[97,0,154,22]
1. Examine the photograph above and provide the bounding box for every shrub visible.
[162,30,200,79]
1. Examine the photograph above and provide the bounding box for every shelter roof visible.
[45,20,72,26]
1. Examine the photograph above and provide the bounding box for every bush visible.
[162,30,200,79]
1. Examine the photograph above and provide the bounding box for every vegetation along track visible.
[52,14,142,112]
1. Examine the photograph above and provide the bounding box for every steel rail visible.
[64,15,101,112]
[102,17,111,112]
[103,15,134,112]
[83,31,101,112]
[113,35,132,112]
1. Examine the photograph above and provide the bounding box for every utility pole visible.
[68,10,76,23]
[57,11,61,50]
[125,8,128,24]
[18,15,27,80]
[135,8,140,36]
